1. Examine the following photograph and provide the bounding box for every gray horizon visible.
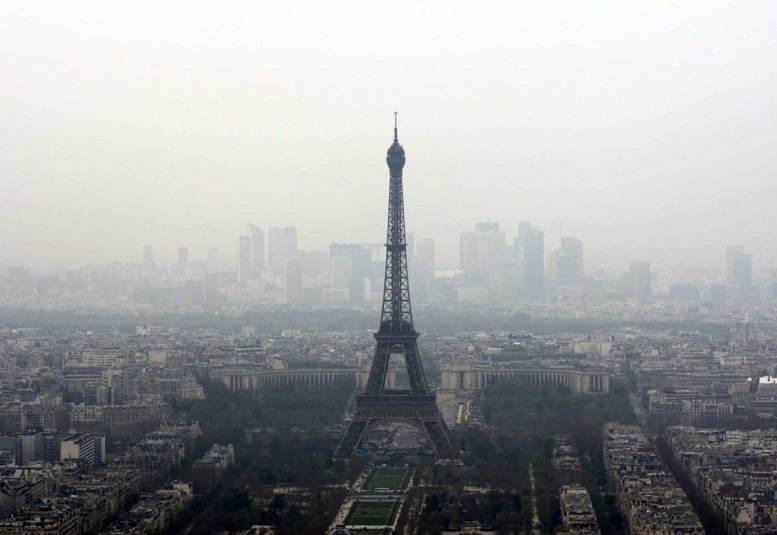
[2,1,776,275]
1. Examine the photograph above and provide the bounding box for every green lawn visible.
[344,500,401,527]
[362,467,413,491]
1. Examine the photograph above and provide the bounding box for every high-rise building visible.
[237,224,266,284]
[726,246,745,283]
[459,232,479,276]
[517,221,544,298]
[628,261,651,299]
[247,223,265,276]
[329,243,372,302]
[413,238,435,300]
[726,246,753,300]
[554,237,584,286]
[268,227,297,273]
[459,222,506,287]
[727,246,752,286]
[237,236,251,286]
[476,225,505,277]
[330,256,352,291]
[300,250,329,281]
[285,259,303,305]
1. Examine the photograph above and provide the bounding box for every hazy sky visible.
[2,1,776,274]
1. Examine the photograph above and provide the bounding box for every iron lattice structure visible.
[334,116,455,459]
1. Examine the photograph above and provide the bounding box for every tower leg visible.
[334,420,367,459]
[424,417,455,458]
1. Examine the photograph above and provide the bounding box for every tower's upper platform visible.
[386,113,406,172]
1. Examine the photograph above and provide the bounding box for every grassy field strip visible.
[361,467,413,492]
[344,500,400,526]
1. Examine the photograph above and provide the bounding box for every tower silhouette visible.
[334,115,455,459]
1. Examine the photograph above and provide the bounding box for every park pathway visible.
[528,464,541,535]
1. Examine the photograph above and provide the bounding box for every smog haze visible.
[2,1,776,273]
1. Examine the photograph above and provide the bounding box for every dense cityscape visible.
[1,128,777,534]
[2,296,777,534]
[4,2,777,535]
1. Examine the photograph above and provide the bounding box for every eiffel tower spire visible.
[379,111,413,336]
[334,115,454,459]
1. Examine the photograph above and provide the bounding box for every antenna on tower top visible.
[394,112,398,142]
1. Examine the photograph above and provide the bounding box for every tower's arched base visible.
[333,391,455,459]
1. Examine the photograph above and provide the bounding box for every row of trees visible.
[172,376,355,440]
[416,377,637,534]
[0,307,729,335]
[169,378,358,534]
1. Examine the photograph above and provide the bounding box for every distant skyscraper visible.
[300,250,329,281]
[328,243,372,302]
[726,246,753,300]
[236,223,265,284]
[628,261,652,299]
[177,246,188,276]
[554,237,584,286]
[517,222,544,298]
[727,246,752,286]
[285,259,303,305]
[268,227,297,273]
[475,225,505,277]
[459,232,478,276]
[413,238,435,300]
[330,256,352,290]
[237,236,251,286]
[459,222,506,286]
[726,246,745,283]
[247,223,265,276]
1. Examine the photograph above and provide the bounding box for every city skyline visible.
[8,224,773,283]
[2,2,777,272]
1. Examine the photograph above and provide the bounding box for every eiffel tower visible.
[334,114,455,459]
